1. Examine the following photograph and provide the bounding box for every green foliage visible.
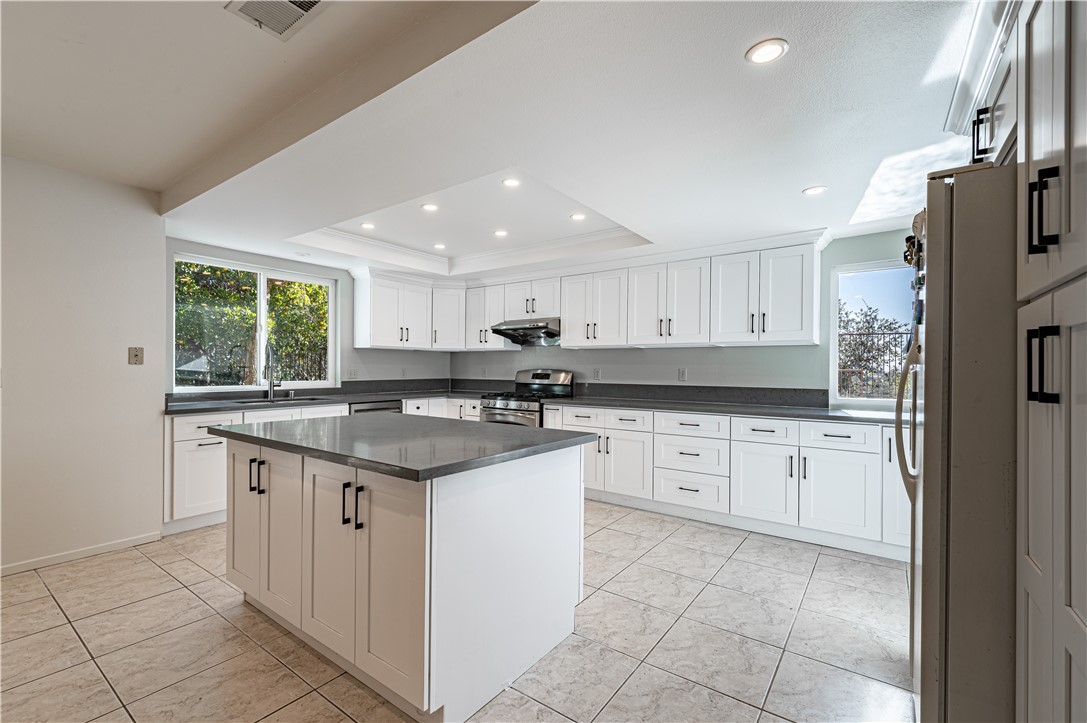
[266,279,329,381]
[837,298,911,399]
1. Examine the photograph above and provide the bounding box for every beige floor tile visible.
[646,618,781,708]
[574,590,676,659]
[51,562,182,621]
[91,708,134,722]
[819,546,907,570]
[583,529,658,562]
[684,584,796,647]
[746,532,820,555]
[97,615,256,703]
[582,548,631,588]
[711,559,810,607]
[159,559,213,586]
[38,549,148,594]
[1,660,120,723]
[264,633,343,687]
[584,522,604,538]
[606,510,685,542]
[801,578,908,637]
[127,648,310,722]
[318,673,413,722]
[785,609,911,689]
[188,576,244,612]
[0,624,89,691]
[812,555,909,597]
[758,711,792,722]
[581,584,597,602]
[73,588,215,657]
[601,563,706,614]
[597,663,760,722]
[637,542,729,582]
[513,635,638,723]
[1,595,67,643]
[583,501,632,528]
[135,541,185,566]
[665,524,746,557]
[764,652,915,723]
[262,691,350,722]
[1,571,50,609]
[732,537,819,577]
[222,601,288,645]
[469,688,572,722]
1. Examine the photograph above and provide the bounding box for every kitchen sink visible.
[231,396,331,404]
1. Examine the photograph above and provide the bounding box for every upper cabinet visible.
[561,270,628,348]
[626,259,710,346]
[465,285,517,351]
[431,287,466,351]
[355,275,433,350]
[1017,0,1087,299]
[504,278,561,319]
[711,246,818,346]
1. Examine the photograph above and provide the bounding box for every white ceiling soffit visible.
[0,1,530,194]
[163,1,974,276]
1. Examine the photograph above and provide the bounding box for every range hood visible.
[490,318,561,346]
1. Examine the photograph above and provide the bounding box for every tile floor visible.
[0,501,914,722]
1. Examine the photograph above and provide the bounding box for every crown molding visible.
[944,0,1020,135]
[289,228,451,276]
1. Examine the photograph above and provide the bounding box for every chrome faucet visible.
[265,343,282,400]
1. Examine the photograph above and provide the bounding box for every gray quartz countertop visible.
[207,414,596,481]
[540,397,900,425]
[165,390,488,415]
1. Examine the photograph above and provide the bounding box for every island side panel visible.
[428,446,582,721]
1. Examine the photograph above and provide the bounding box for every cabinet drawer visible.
[731,417,800,445]
[243,408,301,423]
[654,434,729,475]
[173,412,243,441]
[299,405,348,419]
[654,468,728,513]
[465,400,481,418]
[563,407,604,427]
[653,411,730,439]
[403,400,430,416]
[605,409,652,431]
[800,422,881,453]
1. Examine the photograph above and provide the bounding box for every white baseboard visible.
[585,489,910,562]
[2,531,162,576]
[161,510,226,537]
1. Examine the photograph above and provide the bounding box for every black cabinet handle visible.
[887,438,892,463]
[593,323,598,339]
[196,424,218,429]
[618,417,638,422]
[197,441,223,447]
[751,313,755,334]
[526,298,530,314]
[574,414,591,418]
[606,436,611,454]
[586,323,591,339]
[971,106,993,163]
[532,298,536,313]
[400,327,404,342]
[659,319,664,337]
[678,486,700,493]
[1028,326,1062,404]
[788,454,794,478]
[762,313,767,333]
[248,457,258,492]
[751,427,776,433]
[256,460,267,494]
[802,456,807,480]
[597,435,601,453]
[678,451,701,457]
[1028,166,1062,254]
[668,318,673,336]
[405,327,409,343]
[341,481,351,525]
[354,485,365,530]
[822,433,852,439]
[433,330,437,344]
[678,422,700,427]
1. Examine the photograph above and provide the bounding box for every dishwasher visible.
[347,400,403,415]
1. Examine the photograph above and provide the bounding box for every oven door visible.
[480,408,540,427]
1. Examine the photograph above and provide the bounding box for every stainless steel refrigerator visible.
[895,161,1018,721]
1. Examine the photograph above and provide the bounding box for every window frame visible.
[172,253,337,393]
[829,259,912,410]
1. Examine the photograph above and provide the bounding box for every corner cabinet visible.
[354,275,433,350]
[432,287,466,351]
[465,286,517,351]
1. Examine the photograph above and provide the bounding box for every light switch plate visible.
[592,368,602,380]
[678,368,687,382]
[128,347,144,365]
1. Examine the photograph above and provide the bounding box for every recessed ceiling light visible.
[801,185,828,196]
[745,38,789,64]
[421,203,439,212]
[502,178,521,187]
[434,243,446,249]
[494,230,508,237]
[570,213,586,221]
[360,222,375,229]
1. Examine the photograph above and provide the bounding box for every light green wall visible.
[449,228,908,389]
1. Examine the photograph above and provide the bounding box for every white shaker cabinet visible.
[431,287,466,351]
[798,447,881,541]
[710,251,760,344]
[505,278,560,319]
[561,271,627,347]
[173,438,230,519]
[466,286,516,350]
[881,426,911,547]
[543,406,563,430]
[626,264,667,345]
[729,441,798,526]
[602,429,653,499]
[565,424,604,491]
[403,399,430,416]
[758,245,817,343]
[626,260,710,346]
[355,276,432,350]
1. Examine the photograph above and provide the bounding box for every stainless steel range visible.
[479,369,574,427]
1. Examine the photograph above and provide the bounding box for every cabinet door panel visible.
[566,425,604,490]
[799,447,881,540]
[603,430,652,499]
[400,283,432,350]
[370,279,403,347]
[759,246,815,343]
[711,252,760,344]
[561,275,594,348]
[881,427,911,547]
[666,258,710,344]
[531,278,561,318]
[505,281,532,319]
[484,286,509,349]
[432,288,466,351]
[301,458,356,660]
[593,270,628,346]
[355,473,429,708]
[259,447,303,627]
[627,265,667,346]
[729,441,798,525]
[226,442,261,597]
[1055,0,1087,286]
[299,405,348,419]
[173,438,228,519]
[465,287,486,350]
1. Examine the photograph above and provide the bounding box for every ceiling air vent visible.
[224,1,327,41]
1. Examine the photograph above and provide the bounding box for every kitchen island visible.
[208,414,594,722]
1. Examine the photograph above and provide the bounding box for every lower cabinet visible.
[428,398,449,418]
[173,437,230,519]
[654,468,728,513]
[798,446,882,541]
[243,408,302,423]
[565,424,604,491]
[881,426,911,547]
[543,406,563,430]
[602,429,653,499]
[403,399,430,416]
[729,441,798,525]
[299,404,349,419]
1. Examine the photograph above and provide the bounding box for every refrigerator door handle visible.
[894,327,921,504]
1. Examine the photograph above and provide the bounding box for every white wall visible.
[2,156,166,572]
[450,229,907,389]
[166,239,451,388]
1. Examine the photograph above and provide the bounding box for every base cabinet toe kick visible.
[223,440,583,722]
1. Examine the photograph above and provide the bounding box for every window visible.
[174,258,335,390]
[830,261,914,407]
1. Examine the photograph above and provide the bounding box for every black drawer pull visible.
[762,312,767,333]
[256,460,267,494]
[678,422,700,427]
[341,482,351,525]
[574,414,591,419]
[659,319,664,337]
[197,441,223,447]
[678,486,701,493]
[678,451,701,457]
[750,313,755,334]
[606,436,611,454]
[196,424,221,429]
[354,485,366,530]
[618,417,638,422]
[751,427,776,433]
[971,106,993,163]
[788,454,794,478]
[822,433,852,439]
[802,457,807,480]
[248,457,258,492]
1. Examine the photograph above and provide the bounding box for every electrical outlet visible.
[345,368,359,379]
[483,366,488,378]
[128,347,144,365]
[678,368,688,382]
[401,367,407,378]
[593,368,602,380]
